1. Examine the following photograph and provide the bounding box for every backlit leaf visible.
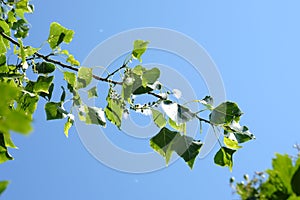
[104,89,123,128]
[76,67,92,89]
[85,107,106,127]
[48,22,74,49]
[132,40,149,62]
[209,102,242,125]
[87,86,98,98]
[173,135,203,169]
[214,147,236,171]
[44,102,64,120]
[150,127,179,164]
[35,62,55,74]
[0,180,9,196]
[151,109,166,128]
[33,76,54,94]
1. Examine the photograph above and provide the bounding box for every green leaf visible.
[17,93,39,119]
[38,83,54,101]
[122,72,135,101]
[0,82,32,134]
[168,118,186,133]
[0,54,6,67]
[209,102,243,125]
[12,19,29,38]
[47,22,74,49]
[132,65,145,75]
[132,85,153,95]
[0,20,10,33]
[142,67,160,86]
[173,135,203,169]
[44,102,64,120]
[0,133,13,164]
[104,89,123,128]
[76,67,92,89]
[85,107,106,127]
[270,154,294,194]
[64,117,73,138]
[214,147,236,171]
[66,54,80,66]
[151,109,166,128]
[16,0,33,13]
[223,135,242,150]
[0,180,9,196]
[132,40,149,62]
[162,101,195,125]
[150,127,179,164]
[0,36,7,54]
[3,132,17,149]
[60,87,66,102]
[14,45,39,60]
[196,96,214,110]
[291,166,300,196]
[87,86,98,99]
[33,76,54,94]
[35,62,55,74]
[64,71,76,88]
[223,121,255,143]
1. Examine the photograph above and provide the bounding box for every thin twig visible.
[105,63,126,79]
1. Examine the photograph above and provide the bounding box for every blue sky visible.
[1,0,300,199]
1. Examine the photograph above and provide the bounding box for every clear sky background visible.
[1,0,300,199]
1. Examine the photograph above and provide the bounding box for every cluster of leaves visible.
[231,153,300,200]
[0,0,255,196]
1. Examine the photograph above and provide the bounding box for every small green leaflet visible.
[44,102,64,120]
[87,86,98,98]
[214,147,236,171]
[3,132,17,149]
[63,71,76,88]
[0,133,13,164]
[223,135,242,150]
[168,118,186,133]
[209,102,243,125]
[0,36,7,54]
[195,96,214,110]
[66,54,80,66]
[0,180,9,196]
[64,117,73,138]
[35,62,55,74]
[47,22,74,49]
[33,76,54,94]
[129,66,160,95]
[85,106,106,127]
[0,20,10,33]
[223,121,255,143]
[104,89,123,128]
[76,67,92,89]
[132,40,149,62]
[142,67,160,87]
[151,109,166,128]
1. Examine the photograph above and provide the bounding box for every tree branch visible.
[0,31,213,125]
[0,31,122,85]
